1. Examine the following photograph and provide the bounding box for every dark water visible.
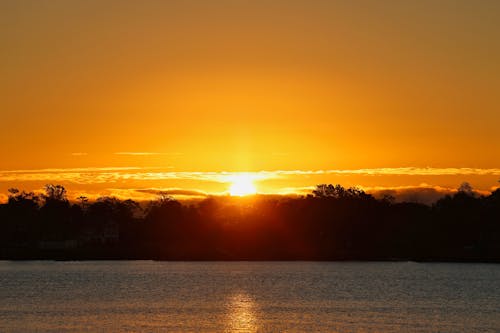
[0,261,499,332]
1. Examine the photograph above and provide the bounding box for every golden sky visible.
[1,1,499,201]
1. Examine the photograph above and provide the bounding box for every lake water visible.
[0,261,499,332]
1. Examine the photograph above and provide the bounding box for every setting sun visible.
[2,1,500,332]
[229,175,257,196]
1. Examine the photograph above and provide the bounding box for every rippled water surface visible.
[0,261,499,332]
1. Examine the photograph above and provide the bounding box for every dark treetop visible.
[1,183,499,261]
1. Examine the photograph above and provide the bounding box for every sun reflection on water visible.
[225,292,258,332]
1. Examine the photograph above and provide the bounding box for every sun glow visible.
[229,175,257,196]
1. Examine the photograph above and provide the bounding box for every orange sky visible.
[1,0,499,201]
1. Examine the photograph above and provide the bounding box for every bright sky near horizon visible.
[1,0,499,201]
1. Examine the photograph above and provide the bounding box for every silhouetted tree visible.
[43,184,67,202]
[1,183,500,261]
[458,182,474,196]
[77,195,89,209]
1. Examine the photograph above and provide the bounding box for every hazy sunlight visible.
[229,175,257,196]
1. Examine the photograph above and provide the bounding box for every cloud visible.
[268,167,500,177]
[135,188,208,197]
[272,183,495,205]
[66,188,209,202]
[71,152,88,156]
[273,186,316,195]
[62,189,156,202]
[0,167,145,174]
[0,167,151,184]
[365,183,491,205]
[1,167,499,185]
[114,152,163,156]
[113,152,184,156]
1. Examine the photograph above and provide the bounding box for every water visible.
[0,261,499,332]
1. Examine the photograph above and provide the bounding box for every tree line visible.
[1,183,499,261]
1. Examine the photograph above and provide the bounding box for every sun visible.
[229,175,257,196]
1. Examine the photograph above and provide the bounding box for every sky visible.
[1,0,499,202]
